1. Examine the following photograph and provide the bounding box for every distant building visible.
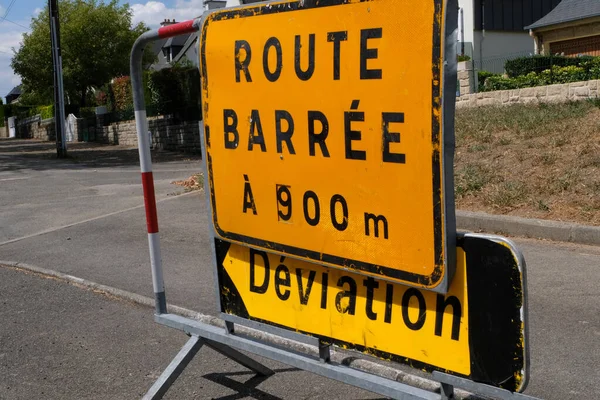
[5,85,21,104]
[525,0,600,57]
[458,0,562,72]
[154,0,261,69]
[149,19,194,70]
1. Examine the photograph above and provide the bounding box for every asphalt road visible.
[1,139,599,399]
[0,264,385,400]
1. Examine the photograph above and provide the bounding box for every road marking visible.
[0,191,199,247]
[0,177,30,182]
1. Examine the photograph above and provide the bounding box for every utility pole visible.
[48,0,67,158]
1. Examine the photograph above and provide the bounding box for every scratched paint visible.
[216,234,529,392]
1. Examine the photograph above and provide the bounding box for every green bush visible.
[111,76,133,111]
[0,105,4,127]
[147,66,201,121]
[477,71,500,89]
[504,55,586,78]
[481,64,600,92]
[34,105,54,120]
[458,54,471,62]
[79,106,97,119]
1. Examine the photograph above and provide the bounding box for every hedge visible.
[481,64,600,92]
[0,105,4,127]
[504,55,597,78]
[147,66,201,121]
[11,67,202,125]
[34,105,54,120]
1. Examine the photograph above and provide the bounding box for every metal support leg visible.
[432,372,539,400]
[204,338,275,376]
[440,382,454,400]
[143,335,204,400]
[318,339,331,363]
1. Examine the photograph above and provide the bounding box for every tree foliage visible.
[11,0,152,107]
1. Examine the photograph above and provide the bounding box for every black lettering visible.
[275,261,291,301]
[223,109,239,149]
[303,190,320,226]
[384,284,393,323]
[263,37,283,82]
[320,272,328,309]
[360,28,383,79]
[364,213,389,239]
[335,276,357,315]
[294,34,315,81]
[275,110,296,154]
[249,249,269,293]
[234,40,252,82]
[327,31,347,80]
[401,288,426,330]
[242,174,257,215]
[247,109,266,152]
[435,295,462,341]
[276,184,292,221]
[382,112,405,163]
[296,269,317,305]
[330,194,348,231]
[308,111,330,157]
[363,277,379,321]
[344,100,366,160]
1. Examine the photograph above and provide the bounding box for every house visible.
[150,19,193,70]
[171,0,262,67]
[525,0,600,57]
[5,85,21,104]
[458,0,562,73]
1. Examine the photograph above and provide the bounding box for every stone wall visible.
[93,116,201,153]
[457,61,475,96]
[456,80,600,108]
[16,116,56,141]
[12,113,201,154]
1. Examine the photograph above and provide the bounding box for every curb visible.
[0,260,481,400]
[457,210,600,246]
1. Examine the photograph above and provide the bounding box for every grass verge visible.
[455,100,600,225]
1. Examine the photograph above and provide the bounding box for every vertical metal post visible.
[459,7,464,56]
[48,0,67,158]
[130,20,199,315]
[550,52,554,84]
[440,382,454,400]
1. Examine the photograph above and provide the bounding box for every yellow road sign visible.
[216,235,528,392]
[200,0,456,291]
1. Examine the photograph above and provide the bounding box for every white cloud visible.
[0,30,24,54]
[131,0,205,27]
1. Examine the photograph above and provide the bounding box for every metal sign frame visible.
[128,4,535,400]
[199,0,459,293]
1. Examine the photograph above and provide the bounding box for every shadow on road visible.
[203,368,390,400]
[0,138,201,172]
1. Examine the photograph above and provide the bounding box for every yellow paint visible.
[222,243,470,375]
[201,0,448,287]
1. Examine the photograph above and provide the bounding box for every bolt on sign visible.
[200,0,457,292]
[216,234,529,392]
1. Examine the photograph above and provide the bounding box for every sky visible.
[0,0,208,100]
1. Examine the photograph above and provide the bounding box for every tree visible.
[11,0,152,107]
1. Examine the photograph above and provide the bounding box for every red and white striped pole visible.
[130,19,200,314]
